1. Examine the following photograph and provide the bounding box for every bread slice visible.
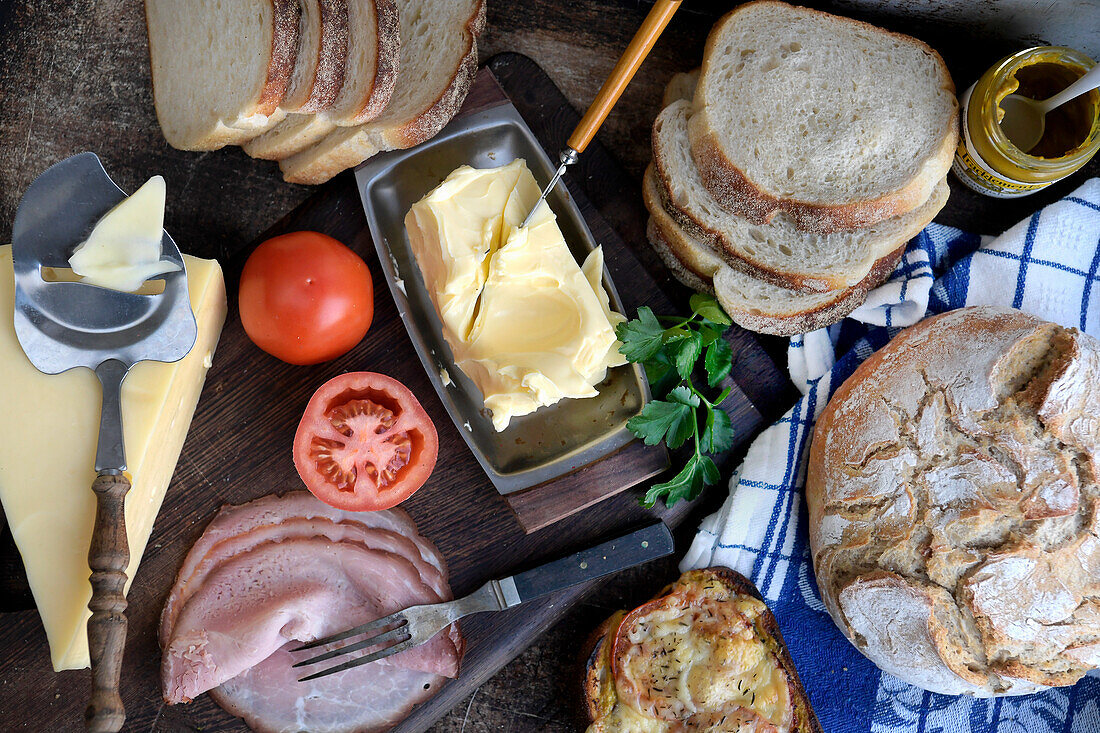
[278,0,486,185]
[644,166,904,336]
[660,69,699,108]
[689,0,957,232]
[227,0,351,139]
[145,0,301,151]
[582,568,823,731]
[283,0,350,114]
[243,0,399,160]
[654,98,947,292]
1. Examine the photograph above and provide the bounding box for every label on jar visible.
[952,83,1063,198]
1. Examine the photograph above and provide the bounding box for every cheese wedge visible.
[405,160,626,431]
[0,245,227,670]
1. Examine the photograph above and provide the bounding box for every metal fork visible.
[290,522,674,681]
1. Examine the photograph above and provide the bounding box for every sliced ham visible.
[160,515,451,646]
[162,537,461,704]
[159,490,447,647]
[209,645,444,733]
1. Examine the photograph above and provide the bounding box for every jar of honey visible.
[953,46,1099,198]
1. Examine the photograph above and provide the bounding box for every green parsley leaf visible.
[701,406,735,454]
[689,293,732,326]
[626,398,695,449]
[699,455,721,486]
[673,331,703,379]
[704,337,733,387]
[666,385,700,408]
[643,349,679,399]
[618,295,740,509]
[616,306,664,363]
[643,457,706,508]
[697,322,724,346]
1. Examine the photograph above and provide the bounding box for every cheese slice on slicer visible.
[0,245,227,671]
[67,175,182,292]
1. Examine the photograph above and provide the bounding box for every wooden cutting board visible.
[0,55,773,732]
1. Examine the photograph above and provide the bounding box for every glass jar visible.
[952,46,1100,198]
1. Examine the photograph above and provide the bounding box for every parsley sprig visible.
[616,294,736,508]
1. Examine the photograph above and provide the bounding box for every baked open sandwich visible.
[582,567,821,732]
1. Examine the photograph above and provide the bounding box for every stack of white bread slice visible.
[644,1,958,335]
[144,0,485,185]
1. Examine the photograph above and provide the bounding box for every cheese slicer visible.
[11,152,197,733]
[520,0,683,227]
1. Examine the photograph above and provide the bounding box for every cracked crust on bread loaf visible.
[808,306,1100,695]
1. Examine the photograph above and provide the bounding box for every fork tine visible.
[298,637,418,682]
[290,611,406,653]
[291,623,410,668]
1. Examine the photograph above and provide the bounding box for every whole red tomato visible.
[239,231,374,365]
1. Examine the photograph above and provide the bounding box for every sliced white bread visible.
[145,0,301,151]
[689,0,957,232]
[283,0,351,114]
[643,165,904,336]
[661,69,699,109]
[278,0,486,185]
[227,0,352,139]
[243,0,400,160]
[653,99,947,292]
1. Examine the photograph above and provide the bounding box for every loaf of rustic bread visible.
[807,306,1100,695]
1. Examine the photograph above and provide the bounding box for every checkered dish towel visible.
[682,178,1100,733]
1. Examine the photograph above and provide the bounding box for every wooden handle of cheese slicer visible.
[85,472,131,732]
[566,0,682,154]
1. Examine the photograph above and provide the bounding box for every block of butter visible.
[405,159,626,431]
[0,245,226,671]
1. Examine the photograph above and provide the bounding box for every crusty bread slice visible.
[654,99,947,292]
[690,0,957,232]
[661,69,699,108]
[283,0,350,114]
[644,166,904,336]
[145,0,301,151]
[243,0,399,160]
[228,0,351,138]
[277,0,486,185]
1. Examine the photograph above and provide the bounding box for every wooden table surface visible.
[1,1,1098,731]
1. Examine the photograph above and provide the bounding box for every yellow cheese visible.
[405,159,626,431]
[67,175,182,292]
[0,245,227,670]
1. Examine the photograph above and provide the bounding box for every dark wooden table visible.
[1,1,1097,731]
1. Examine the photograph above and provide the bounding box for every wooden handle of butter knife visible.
[85,472,130,733]
[566,0,682,154]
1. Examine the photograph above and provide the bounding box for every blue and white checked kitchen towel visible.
[683,177,1100,733]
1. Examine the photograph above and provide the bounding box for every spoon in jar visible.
[999,63,1100,153]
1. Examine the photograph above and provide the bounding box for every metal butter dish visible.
[354,102,649,496]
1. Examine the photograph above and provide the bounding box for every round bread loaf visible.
[807,306,1100,696]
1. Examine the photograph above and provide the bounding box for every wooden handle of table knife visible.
[567,0,682,154]
[85,472,131,733]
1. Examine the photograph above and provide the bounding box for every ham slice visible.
[160,515,450,646]
[160,491,447,647]
[162,538,461,704]
[209,645,444,733]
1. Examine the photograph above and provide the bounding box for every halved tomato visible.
[293,372,439,511]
